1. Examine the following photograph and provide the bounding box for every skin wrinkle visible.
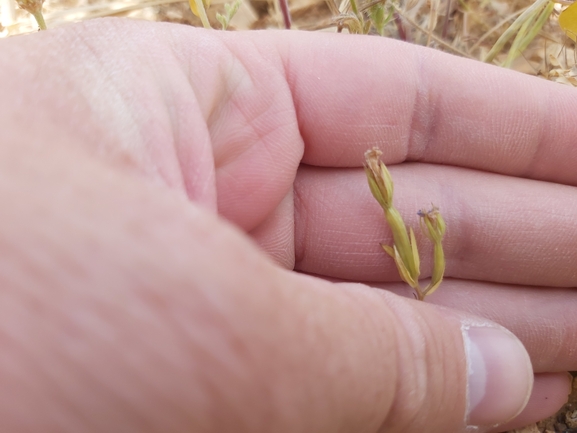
[478,80,539,177]
[209,50,259,168]
[275,35,311,170]
[249,189,295,269]
[288,37,406,166]
[198,49,234,133]
[408,60,536,176]
[29,260,189,428]
[292,173,308,266]
[278,43,312,167]
[135,84,185,192]
[519,82,549,181]
[4,292,160,433]
[198,36,303,231]
[148,214,290,430]
[155,65,195,198]
[160,33,220,207]
[72,25,144,156]
[326,285,397,432]
[448,192,491,280]
[165,248,275,432]
[68,27,190,193]
[380,309,427,433]
[14,30,119,162]
[127,49,210,192]
[0,328,80,432]
[376,297,465,433]
[336,286,396,432]
[447,174,556,277]
[173,95,216,208]
[390,280,577,372]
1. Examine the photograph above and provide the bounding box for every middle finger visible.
[294,163,577,287]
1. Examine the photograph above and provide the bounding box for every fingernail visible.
[464,326,533,427]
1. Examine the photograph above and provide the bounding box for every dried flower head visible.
[365,149,420,294]
[16,0,46,29]
[418,206,446,296]
[365,148,447,301]
[16,0,42,14]
[418,205,446,243]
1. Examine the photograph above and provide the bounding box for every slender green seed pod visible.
[384,207,417,278]
[425,242,445,297]
[418,206,446,297]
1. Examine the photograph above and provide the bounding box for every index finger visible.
[262,32,577,184]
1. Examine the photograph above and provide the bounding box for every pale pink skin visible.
[0,18,575,432]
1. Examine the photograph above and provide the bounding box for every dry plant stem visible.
[391,4,473,58]
[278,0,292,29]
[393,11,408,41]
[44,0,186,21]
[441,0,451,39]
[349,0,359,17]
[426,0,439,47]
[470,9,524,53]
[484,0,551,63]
[324,0,340,17]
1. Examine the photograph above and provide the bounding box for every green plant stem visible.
[384,207,416,278]
[484,0,550,63]
[391,4,473,57]
[503,0,553,67]
[470,9,524,52]
[193,0,211,29]
[424,242,445,296]
[349,0,359,17]
[518,1,554,53]
[504,10,535,67]
[32,10,47,29]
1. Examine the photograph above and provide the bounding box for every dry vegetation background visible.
[3,0,577,85]
[1,0,577,431]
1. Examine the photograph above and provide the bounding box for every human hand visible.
[1,19,575,433]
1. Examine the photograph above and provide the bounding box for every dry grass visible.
[2,0,577,84]
[1,0,577,431]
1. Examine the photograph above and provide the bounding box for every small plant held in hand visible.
[16,0,47,30]
[364,148,446,301]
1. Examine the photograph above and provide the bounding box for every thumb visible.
[246,275,534,433]
[318,285,534,433]
[148,203,533,433]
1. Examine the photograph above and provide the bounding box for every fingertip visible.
[489,372,573,432]
[465,326,533,428]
